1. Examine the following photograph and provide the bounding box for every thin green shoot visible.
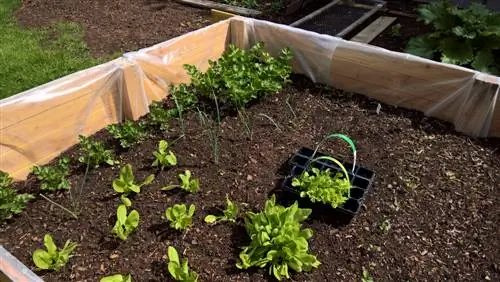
[257,113,282,132]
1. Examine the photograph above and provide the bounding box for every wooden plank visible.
[176,0,261,16]
[350,16,396,43]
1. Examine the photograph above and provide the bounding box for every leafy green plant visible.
[406,0,500,75]
[147,101,175,131]
[204,196,238,224]
[164,203,195,231]
[31,157,71,191]
[236,195,320,281]
[390,23,402,37]
[362,267,374,282]
[78,135,117,168]
[111,204,140,240]
[152,140,177,170]
[167,246,198,282]
[100,274,132,282]
[112,164,155,195]
[162,170,199,193]
[0,171,35,222]
[32,234,77,271]
[379,218,391,234]
[107,120,147,148]
[291,167,351,208]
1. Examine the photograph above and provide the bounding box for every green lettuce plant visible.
[31,157,71,192]
[236,195,320,281]
[147,101,176,131]
[78,135,117,168]
[100,274,132,282]
[406,0,500,75]
[112,164,154,195]
[107,120,147,148]
[152,140,177,170]
[32,234,77,271]
[164,203,195,231]
[162,170,199,193]
[204,196,238,224]
[167,246,198,282]
[0,171,35,222]
[111,204,140,241]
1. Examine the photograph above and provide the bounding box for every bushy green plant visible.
[147,101,175,131]
[112,164,155,195]
[32,234,77,271]
[291,167,351,208]
[406,0,500,75]
[100,274,132,282]
[107,120,147,148]
[152,140,177,170]
[162,170,199,193]
[31,157,71,191]
[204,196,238,224]
[111,204,140,240]
[167,246,198,282]
[78,135,117,168]
[164,203,195,231]
[0,171,35,222]
[236,195,320,281]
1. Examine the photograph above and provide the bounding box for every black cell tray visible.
[281,147,375,221]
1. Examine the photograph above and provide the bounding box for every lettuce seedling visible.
[152,140,177,170]
[236,195,320,281]
[204,196,238,224]
[100,274,132,282]
[147,101,175,131]
[167,246,198,282]
[112,164,155,195]
[107,120,147,149]
[0,171,35,222]
[78,135,118,168]
[111,204,140,241]
[291,167,350,208]
[32,234,77,271]
[31,157,71,192]
[162,170,199,193]
[164,203,195,231]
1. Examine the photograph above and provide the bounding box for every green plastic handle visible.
[310,156,351,186]
[310,133,357,172]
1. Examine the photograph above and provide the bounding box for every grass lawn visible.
[0,0,106,99]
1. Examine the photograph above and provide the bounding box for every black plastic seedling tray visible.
[281,147,375,222]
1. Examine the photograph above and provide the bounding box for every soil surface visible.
[1,75,499,281]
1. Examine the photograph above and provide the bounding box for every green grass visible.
[0,0,106,99]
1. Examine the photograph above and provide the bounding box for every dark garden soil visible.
[1,75,499,281]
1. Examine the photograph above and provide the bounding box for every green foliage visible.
[406,0,500,75]
[204,196,239,224]
[0,171,35,222]
[165,203,195,231]
[236,195,320,281]
[31,157,71,192]
[107,120,147,149]
[112,164,155,195]
[152,140,177,170]
[32,234,77,271]
[379,218,391,234]
[100,274,132,282]
[169,83,199,112]
[111,204,140,240]
[167,246,198,282]
[78,135,117,168]
[162,170,199,193]
[362,267,374,282]
[390,23,402,37]
[291,168,350,208]
[147,101,176,131]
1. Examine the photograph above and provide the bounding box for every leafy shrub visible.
[31,157,71,191]
[112,164,155,195]
[165,203,195,231]
[0,171,35,222]
[152,140,177,170]
[204,196,238,224]
[162,170,199,193]
[167,246,198,282]
[107,120,147,149]
[100,274,132,282]
[406,0,500,75]
[111,204,140,241]
[291,167,350,208]
[236,195,320,281]
[78,135,117,168]
[32,234,77,271]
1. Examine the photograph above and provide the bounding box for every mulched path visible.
[1,75,499,281]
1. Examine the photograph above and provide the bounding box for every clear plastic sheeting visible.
[0,16,498,180]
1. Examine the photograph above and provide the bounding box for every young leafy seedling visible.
[167,246,198,282]
[147,101,175,131]
[162,170,199,193]
[100,274,132,282]
[164,203,195,231]
[107,120,147,149]
[111,204,140,241]
[78,135,118,168]
[31,157,71,192]
[379,218,391,234]
[152,140,177,170]
[32,234,77,271]
[362,267,374,282]
[204,196,238,224]
[113,164,155,195]
[0,171,35,222]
